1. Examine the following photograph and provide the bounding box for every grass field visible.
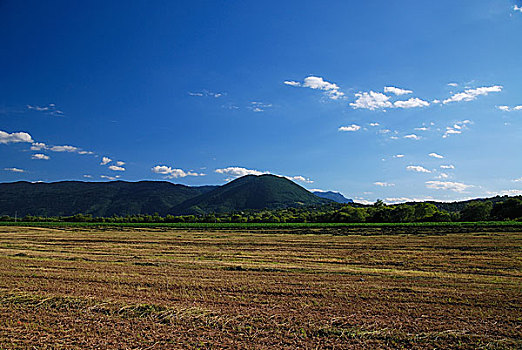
[0,226,520,349]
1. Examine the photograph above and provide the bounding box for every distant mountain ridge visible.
[0,175,332,217]
[313,191,353,203]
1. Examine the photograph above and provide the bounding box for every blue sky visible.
[1,0,522,203]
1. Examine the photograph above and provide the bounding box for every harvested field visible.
[0,226,520,349]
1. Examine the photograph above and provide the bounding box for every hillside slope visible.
[172,174,332,215]
[0,181,217,217]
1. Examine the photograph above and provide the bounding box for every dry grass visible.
[0,226,520,349]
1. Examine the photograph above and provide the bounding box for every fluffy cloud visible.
[338,124,361,132]
[369,122,380,126]
[100,175,120,180]
[384,86,412,95]
[429,152,444,159]
[31,153,50,160]
[0,130,33,144]
[350,91,392,110]
[440,164,455,169]
[515,5,522,13]
[403,134,421,140]
[4,167,25,173]
[374,182,395,187]
[100,157,112,165]
[215,166,313,183]
[393,97,430,109]
[407,165,431,173]
[108,165,125,171]
[284,76,345,100]
[30,142,47,150]
[152,165,204,178]
[425,181,472,192]
[116,161,125,166]
[215,167,266,177]
[443,120,471,138]
[497,105,522,112]
[285,175,314,184]
[513,177,522,183]
[30,141,93,155]
[394,154,405,158]
[443,85,502,104]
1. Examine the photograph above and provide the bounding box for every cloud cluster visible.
[443,85,502,104]
[0,130,33,144]
[407,165,431,173]
[31,142,93,154]
[338,124,361,132]
[284,76,345,100]
[425,181,472,192]
[374,182,395,187]
[152,165,204,178]
[443,120,471,138]
[4,167,25,173]
[497,105,522,112]
[188,91,224,98]
[31,153,50,160]
[27,103,64,116]
[383,86,412,96]
[248,102,273,113]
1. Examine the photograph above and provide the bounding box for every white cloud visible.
[4,167,24,173]
[285,76,345,100]
[116,161,125,166]
[152,165,204,178]
[425,181,472,192]
[432,99,441,104]
[215,166,312,184]
[443,120,472,138]
[374,182,395,187]
[407,165,431,173]
[31,153,50,160]
[350,91,392,110]
[513,177,522,183]
[108,165,125,171]
[440,164,455,169]
[404,134,421,140]
[0,130,33,144]
[285,175,313,184]
[497,105,522,112]
[100,157,112,165]
[188,91,224,98]
[338,124,361,132]
[494,189,522,196]
[27,104,64,116]
[383,196,435,204]
[100,175,120,180]
[215,166,266,177]
[30,142,47,150]
[83,174,93,178]
[394,154,405,158]
[49,145,78,152]
[437,173,449,179]
[369,122,380,126]
[443,85,502,104]
[415,127,428,131]
[384,86,412,95]
[515,5,522,13]
[429,152,444,159]
[447,83,458,87]
[394,97,430,109]
[283,80,301,87]
[248,102,273,113]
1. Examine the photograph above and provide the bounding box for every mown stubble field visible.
[0,226,520,349]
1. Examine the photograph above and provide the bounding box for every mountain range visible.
[0,174,337,217]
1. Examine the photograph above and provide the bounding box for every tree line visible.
[1,197,521,224]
